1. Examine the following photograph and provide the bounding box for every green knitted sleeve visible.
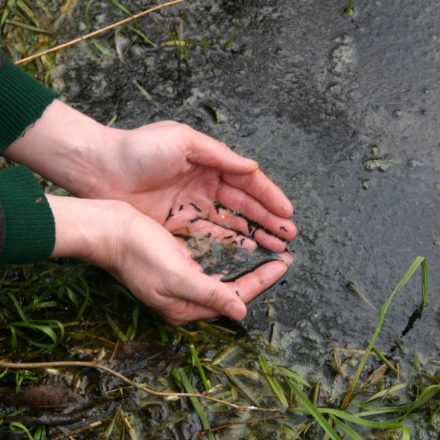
[0,52,57,153]
[0,51,57,264]
[0,166,55,265]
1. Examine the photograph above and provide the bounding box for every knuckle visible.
[203,285,220,308]
[179,123,193,135]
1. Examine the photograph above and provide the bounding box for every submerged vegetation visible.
[0,257,437,439]
[1,0,439,438]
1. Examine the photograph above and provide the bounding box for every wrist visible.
[46,194,126,267]
[4,100,119,197]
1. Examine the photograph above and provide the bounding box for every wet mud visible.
[55,0,439,401]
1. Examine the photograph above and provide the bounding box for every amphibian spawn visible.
[185,234,280,281]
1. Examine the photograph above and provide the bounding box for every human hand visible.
[86,121,298,252]
[47,195,292,325]
[7,101,297,319]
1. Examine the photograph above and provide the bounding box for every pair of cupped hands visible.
[7,100,297,325]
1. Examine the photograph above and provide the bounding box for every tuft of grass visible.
[0,257,437,438]
[341,256,428,409]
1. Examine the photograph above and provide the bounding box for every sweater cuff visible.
[0,53,57,153]
[0,166,55,265]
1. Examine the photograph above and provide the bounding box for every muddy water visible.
[57,0,440,376]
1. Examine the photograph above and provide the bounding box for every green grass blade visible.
[16,0,37,24]
[341,257,428,408]
[107,0,155,45]
[174,367,214,440]
[366,383,406,402]
[276,365,311,388]
[91,38,112,55]
[9,421,34,440]
[401,426,411,440]
[7,292,30,323]
[371,346,397,373]
[133,80,156,104]
[127,25,155,46]
[125,307,139,341]
[343,0,354,16]
[190,344,211,391]
[9,325,17,349]
[107,0,131,16]
[84,0,112,55]
[0,0,17,32]
[13,322,58,348]
[107,114,118,127]
[106,313,129,342]
[294,407,408,431]
[258,355,289,408]
[38,319,65,340]
[224,370,259,405]
[65,286,79,308]
[330,415,362,440]
[5,19,53,34]
[355,407,404,417]
[286,379,342,440]
[400,384,440,418]
[84,0,95,28]
[75,280,91,319]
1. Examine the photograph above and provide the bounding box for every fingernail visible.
[224,301,246,320]
[243,157,258,167]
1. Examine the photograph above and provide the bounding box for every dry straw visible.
[15,0,185,65]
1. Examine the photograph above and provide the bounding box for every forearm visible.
[4,100,117,197]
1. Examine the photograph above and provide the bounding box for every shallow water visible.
[56,0,439,402]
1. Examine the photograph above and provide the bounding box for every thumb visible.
[176,271,247,320]
[187,129,258,174]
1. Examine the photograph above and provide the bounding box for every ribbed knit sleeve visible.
[0,166,55,264]
[0,52,57,265]
[0,202,5,253]
[0,51,57,153]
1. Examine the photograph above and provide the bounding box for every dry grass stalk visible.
[0,360,282,413]
[15,0,185,65]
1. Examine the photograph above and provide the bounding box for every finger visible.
[164,256,292,324]
[174,271,247,320]
[185,126,258,174]
[223,170,294,218]
[186,214,288,253]
[227,260,289,304]
[253,230,289,253]
[277,250,294,266]
[216,182,297,241]
[181,222,258,251]
[160,301,220,325]
[166,202,254,242]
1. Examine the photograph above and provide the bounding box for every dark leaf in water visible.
[0,384,86,409]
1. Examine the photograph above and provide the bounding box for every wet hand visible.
[89,121,298,252]
[47,195,292,325]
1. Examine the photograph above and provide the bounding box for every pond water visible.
[55,0,439,409]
